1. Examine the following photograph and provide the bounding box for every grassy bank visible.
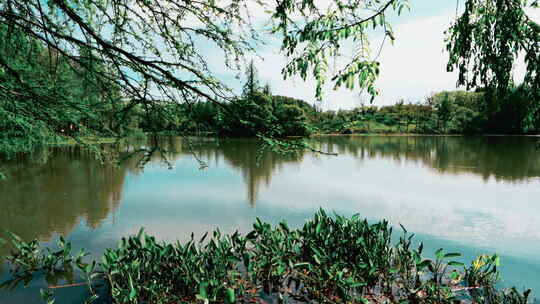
[48,136,124,146]
[1,210,532,304]
[46,132,150,147]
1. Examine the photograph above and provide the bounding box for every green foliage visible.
[272,0,410,100]
[40,288,55,304]
[214,65,315,138]
[1,0,537,158]
[308,89,538,135]
[0,0,537,161]
[1,211,533,304]
[246,211,394,301]
[447,0,539,92]
[309,102,434,135]
[430,91,487,134]
[101,229,245,304]
[489,84,540,133]
[217,93,275,137]
[0,24,123,157]
[474,287,532,304]
[0,0,265,157]
[430,89,540,134]
[216,93,312,137]
[464,254,501,287]
[4,234,89,275]
[242,60,261,98]
[464,254,531,304]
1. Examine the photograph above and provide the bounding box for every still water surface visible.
[1,136,539,303]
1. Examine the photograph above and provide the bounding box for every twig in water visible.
[48,282,88,289]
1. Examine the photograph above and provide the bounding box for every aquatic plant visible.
[0,210,534,303]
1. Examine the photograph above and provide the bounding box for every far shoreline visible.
[41,132,540,149]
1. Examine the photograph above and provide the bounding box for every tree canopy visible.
[0,0,262,156]
[242,60,260,98]
[446,0,540,130]
[447,0,539,94]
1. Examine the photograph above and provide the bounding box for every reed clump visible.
[1,210,533,304]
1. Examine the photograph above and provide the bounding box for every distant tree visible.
[217,93,312,137]
[436,93,453,133]
[218,93,273,137]
[430,91,486,134]
[243,60,260,98]
[262,82,272,95]
[395,100,405,132]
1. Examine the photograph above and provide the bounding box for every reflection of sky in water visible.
[1,136,540,302]
[117,152,540,259]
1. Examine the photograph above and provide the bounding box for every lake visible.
[1,135,539,303]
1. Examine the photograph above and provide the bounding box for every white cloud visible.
[246,11,461,110]
[208,4,539,110]
[374,12,459,105]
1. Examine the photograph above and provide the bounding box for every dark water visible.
[1,136,539,303]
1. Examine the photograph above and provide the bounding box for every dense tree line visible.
[311,88,539,135]
[147,86,539,136]
[134,61,313,137]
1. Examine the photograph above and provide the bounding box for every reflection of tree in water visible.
[155,137,305,206]
[0,146,139,256]
[119,137,301,205]
[1,136,537,256]
[316,136,540,183]
[142,136,540,205]
[217,139,304,206]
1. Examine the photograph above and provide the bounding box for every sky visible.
[208,1,539,110]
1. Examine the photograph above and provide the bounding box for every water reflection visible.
[1,136,538,244]
[314,136,540,183]
[158,136,540,205]
[0,147,139,256]
[0,136,539,301]
[186,138,304,206]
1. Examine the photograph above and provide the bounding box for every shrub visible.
[0,210,533,304]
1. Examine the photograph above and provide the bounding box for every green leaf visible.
[276,264,285,275]
[128,274,137,300]
[225,288,235,304]
[448,261,465,267]
[494,255,501,267]
[84,295,98,304]
[129,288,137,301]
[399,223,407,233]
[198,282,208,300]
[279,222,290,233]
[199,231,209,243]
[444,252,461,258]
[416,259,431,270]
[435,248,444,259]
